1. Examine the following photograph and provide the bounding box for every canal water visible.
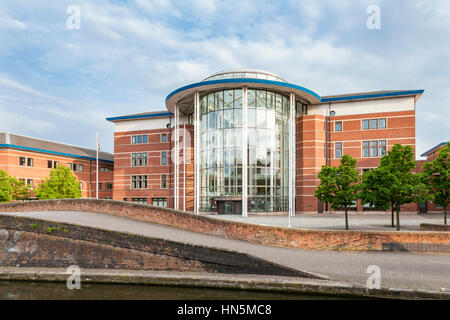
[0,281,348,300]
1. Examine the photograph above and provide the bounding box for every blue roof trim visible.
[420,142,449,157]
[165,78,322,102]
[0,144,114,163]
[106,112,173,121]
[321,90,424,103]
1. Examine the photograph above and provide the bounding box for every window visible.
[78,164,83,172]
[79,182,83,190]
[335,121,342,132]
[98,183,102,190]
[69,163,77,171]
[132,153,148,166]
[362,141,370,157]
[161,152,167,165]
[100,167,112,172]
[26,179,33,187]
[370,119,378,129]
[47,160,53,168]
[335,142,343,158]
[105,183,113,190]
[132,135,148,144]
[329,111,336,116]
[362,120,369,130]
[371,141,378,157]
[363,118,386,130]
[380,140,387,156]
[296,102,308,116]
[161,174,167,189]
[363,140,387,157]
[152,198,167,208]
[131,175,148,189]
[132,198,147,204]
[27,158,34,167]
[53,161,59,168]
[19,157,26,166]
[161,134,167,142]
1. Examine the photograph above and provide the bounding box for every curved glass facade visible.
[200,88,290,212]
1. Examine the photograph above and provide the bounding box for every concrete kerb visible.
[0,267,448,300]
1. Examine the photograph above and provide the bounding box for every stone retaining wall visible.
[0,199,449,253]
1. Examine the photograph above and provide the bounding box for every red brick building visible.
[107,69,425,216]
[0,132,114,199]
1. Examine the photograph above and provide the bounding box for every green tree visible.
[0,170,13,203]
[362,144,426,231]
[422,142,450,225]
[360,167,394,225]
[9,176,31,201]
[35,165,82,199]
[315,154,359,230]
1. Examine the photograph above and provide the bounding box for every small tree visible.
[315,154,359,230]
[360,167,393,225]
[423,142,450,225]
[35,165,82,199]
[0,170,13,203]
[375,144,427,231]
[9,176,31,201]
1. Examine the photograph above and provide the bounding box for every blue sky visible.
[0,0,449,156]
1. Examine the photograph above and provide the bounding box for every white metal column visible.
[289,93,296,221]
[183,122,186,212]
[242,87,248,218]
[174,105,179,210]
[194,92,200,215]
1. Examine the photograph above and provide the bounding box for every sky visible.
[0,0,449,157]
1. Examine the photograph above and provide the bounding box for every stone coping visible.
[0,267,448,300]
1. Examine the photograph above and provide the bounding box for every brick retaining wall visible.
[0,214,307,277]
[0,199,449,253]
[420,223,450,232]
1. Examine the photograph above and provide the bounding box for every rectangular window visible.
[98,183,102,190]
[161,174,167,189]
[132,153,148,167]
[131,175,147,189]
[79,182,83,190]
[362,141,370,157]
[26,179,33,187]
[161,134,167,142]
[161,152,167,165]
[132,198,147,204]
[27,158,34,167]
[362,120,369,130]
[137,135,142,144]
[335,121,342,132]
[152,198,167,208]
[132,136,137,144]
[335,142,343,158]
[47,160,53,168]
[371,141,379,157]
[370,119,378,129]
[379,118,386,129]
[105,183,113,190]
[19,157,26,166]
[143,135,148,143]
[78,164,83,172]
[100,167,111,172]
[380,140,387,156]
[53,161,59,168]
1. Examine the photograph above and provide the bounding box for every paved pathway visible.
[208,213,446,231]
[1,211,449,292]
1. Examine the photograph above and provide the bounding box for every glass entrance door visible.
[223,201,236,215]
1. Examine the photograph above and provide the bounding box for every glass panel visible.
[234,89,243,108]
[257,90,266,109]
[362,120,369,130]
[224,90,233,108]
[257,109,266,128]
[224,109,233,128]
[371,119,378,129]
[379,118,386,128]
[248,89,256,108]
[248,108,256,127]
